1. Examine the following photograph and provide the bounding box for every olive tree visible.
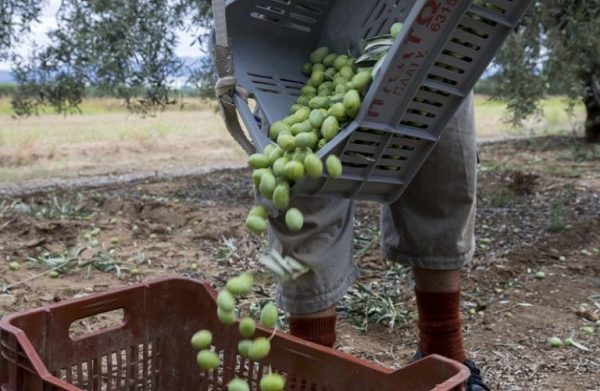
[3,0,212,115]
[492,0,600,143]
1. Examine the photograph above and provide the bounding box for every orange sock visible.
[289,315,337,347]
[415,289,466,363]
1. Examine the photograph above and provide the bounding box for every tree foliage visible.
[4,0,212,115]
[0,0,44,60]
[492,0,600,142]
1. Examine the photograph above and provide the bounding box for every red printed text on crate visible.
[366,0,461,122]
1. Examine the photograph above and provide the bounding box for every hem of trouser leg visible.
[277,266,360,314]
[382,245,475,270]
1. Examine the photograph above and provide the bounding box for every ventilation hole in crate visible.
[294,3,322,15]
[427,73,458,86]
[375,17,389,36]
[456,24,489,40]
[272,0,291,5]
[407,108,435,118]
[252,80,278,87]
[433,61,466,75]
[282,78,304,95]
[382,154,408,161]
[77,362,87,386]
[420,85,451,97]
[399,120,428,129]
[413,96,443,107]
[250,11,280,24]
[353,139,379,146]
[342,152,376,167]
[464,11,497,27]
[284,21,311,32]
[58,368,68,382]
[374,1,387,22]
[472,0,507,15]
[256,87,278,94]
[281,78,304,85]
[361,0,390,39]
[290,12,317,24]
[361,0,380,28]
[256,3,286,15]
[450,37,481,51]
[390,142,416,151]
[441,49,473,63]
[248,72,275,80]
[362,129,386,136]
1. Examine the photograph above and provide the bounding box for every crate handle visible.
[234,93,272,151]
[43,286,146,344]
[68,308,126,341]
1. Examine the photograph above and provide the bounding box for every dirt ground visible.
[0,135,599,390]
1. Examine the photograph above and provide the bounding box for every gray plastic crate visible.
[225,0,533,203]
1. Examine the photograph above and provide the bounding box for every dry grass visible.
[0,96,586,183]
[474,95,585,138]
[0,108,246,182]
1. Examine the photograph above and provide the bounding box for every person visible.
[207,1,488,388]
[267,93,489,391]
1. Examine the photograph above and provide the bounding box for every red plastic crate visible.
[0,277,469,390]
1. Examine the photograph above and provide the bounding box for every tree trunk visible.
[584,77,600,143]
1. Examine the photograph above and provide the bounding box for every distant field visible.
[0,95,586,183]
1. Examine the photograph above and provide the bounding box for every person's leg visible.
[413,268,465,362]
[268,196,356,347]
[381,92,477,363]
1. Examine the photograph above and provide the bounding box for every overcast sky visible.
[0,0,202,71]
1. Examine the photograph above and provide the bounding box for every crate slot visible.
[452,29,488,48]
[433,61,466,75]
[377,15,392,36]
[378,158,409,168]
[250,11,280,24]
[399,120,428,130]
[256,3,286,15]
[361,0,388,39]
[421,80,465,98]
[360,0,381,28]
[294,3,322,15]
[427,73,459,87]
[412,98,442,111]
[457,17,493,39]
[420,85,451,98]
[341,154,370,167]
[472,0,508,15]
[271,0,291,5]
[406,108,435,118]
[403,112,435,125]
[247,72,275,80]
[256,87,279,94]
[290,11,317,24]
[346,143,378,154]
[464,10,499,28]
[428,67,463,84]
[284,21,311,32]
[249,73,280,94]
[390,141,417,150]
[440,49,473,63]
[450,36,481,51]
[280,78,304,85]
